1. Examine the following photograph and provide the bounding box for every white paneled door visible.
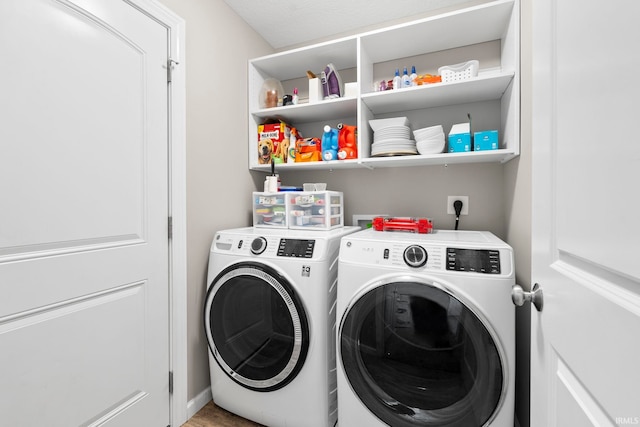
[0,0,171,425]
[531,0,640,426]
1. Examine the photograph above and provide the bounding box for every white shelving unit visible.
[248,0,519,171]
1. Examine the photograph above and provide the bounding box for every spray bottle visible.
[410,66,418,86]
[392,69,402,90]
[402,67,411,88]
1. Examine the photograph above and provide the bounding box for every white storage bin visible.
[286,191,344,230]
[438,60,479,83]
[253,192,287,228]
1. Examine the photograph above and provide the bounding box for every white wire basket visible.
[438,60,479,83]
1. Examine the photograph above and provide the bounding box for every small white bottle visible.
[264,176,278,192]
[410,66,418,86]
[292,87,299,105]
[402,67,411,88]
[392,68,402,90]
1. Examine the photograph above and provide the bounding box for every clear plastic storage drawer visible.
[286,191,343,230]
[253,192,287,228]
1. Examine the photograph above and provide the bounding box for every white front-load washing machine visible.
[336,228,515,427]
[204,226,359,427]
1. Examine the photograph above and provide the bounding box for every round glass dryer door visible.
[340,281,504,427]
[204,262,309,392]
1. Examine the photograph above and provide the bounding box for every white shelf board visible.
[249,36,358,81]
[250,158,360,172]
[361,72,514,115]
[250,149,516,171]
[360,149,517,168]
[360,0,514,63]
[251,97,357,123]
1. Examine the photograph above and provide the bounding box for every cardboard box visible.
[474,130,499,151]
[257,122,291,164]
[448,123,471,153]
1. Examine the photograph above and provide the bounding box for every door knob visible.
[512,283,544,312]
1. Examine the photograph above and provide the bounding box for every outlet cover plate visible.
[447,196,469,215]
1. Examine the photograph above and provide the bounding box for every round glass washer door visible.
[340,280,505,427]
[204,262,309,392]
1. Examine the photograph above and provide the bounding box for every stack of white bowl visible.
[413,124,445,155]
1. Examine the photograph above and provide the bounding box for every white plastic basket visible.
[438,60,479,83]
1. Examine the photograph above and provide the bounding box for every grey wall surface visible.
[279,163,507,238]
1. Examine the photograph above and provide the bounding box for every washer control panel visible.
[277,239,315,258]
[446,248,501,274]
[339,229,513,277]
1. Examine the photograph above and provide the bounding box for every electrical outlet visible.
[447,196,469,215]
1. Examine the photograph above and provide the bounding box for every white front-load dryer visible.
[204,226,359,427]
[337,229,515,427]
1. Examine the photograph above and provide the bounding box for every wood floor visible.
[181,400,264,427]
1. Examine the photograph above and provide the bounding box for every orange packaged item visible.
[295,137,322,162]
[416,74,442,85]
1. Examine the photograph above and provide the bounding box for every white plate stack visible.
[369,117,417,157]
[413,124,445,155]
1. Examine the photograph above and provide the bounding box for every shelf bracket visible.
[360,162,374,170]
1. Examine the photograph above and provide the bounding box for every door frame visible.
[124,1,187,425]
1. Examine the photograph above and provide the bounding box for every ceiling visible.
[222,0,479,49]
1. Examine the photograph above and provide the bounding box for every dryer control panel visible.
[277,239,315,258]
[446,248,501,274]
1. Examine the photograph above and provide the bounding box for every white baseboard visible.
[186,387,212,420]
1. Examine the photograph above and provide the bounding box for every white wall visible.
[157,0,273,401]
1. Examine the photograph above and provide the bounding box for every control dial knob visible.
[403,245,427,268]
[250,237,267,255]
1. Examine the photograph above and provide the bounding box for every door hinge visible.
[169,371,174,394]
[168,216,173,240]
[167,58,179,83]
